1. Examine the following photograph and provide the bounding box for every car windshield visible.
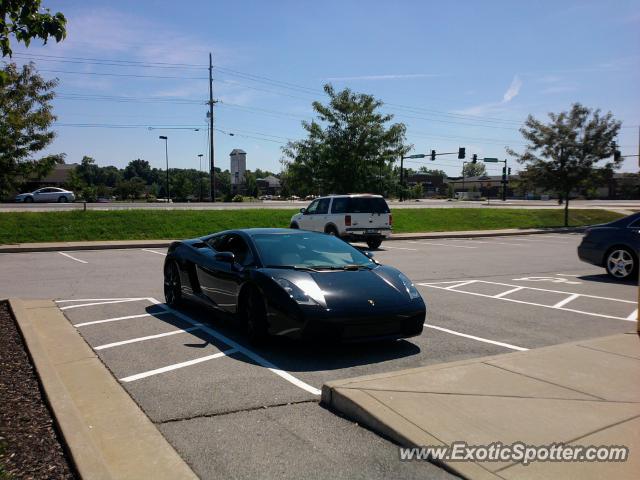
[252,233,374,269]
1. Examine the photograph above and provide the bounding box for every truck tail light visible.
[389,214,393,226]
[345,215,351,226]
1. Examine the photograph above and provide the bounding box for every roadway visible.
[1,198,639,212]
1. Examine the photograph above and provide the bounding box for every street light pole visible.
[159,136,169,201]
[198,154,204,202]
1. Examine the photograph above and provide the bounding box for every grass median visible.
[0,208,623,244]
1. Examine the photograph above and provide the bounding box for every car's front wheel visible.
[164,261,183,306]
[289,222,299,229]
[58,196,68,203]
[605,247,637,280]
[239,288,269,345]
[24,196,34,203]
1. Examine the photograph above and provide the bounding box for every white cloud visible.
[502,75,522,103]
[325,73,443,81]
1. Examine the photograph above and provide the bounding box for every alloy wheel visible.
[606,249,634,279]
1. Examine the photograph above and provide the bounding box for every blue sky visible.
[8,0,640,177]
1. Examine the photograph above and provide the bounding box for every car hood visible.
[265,265,421,314]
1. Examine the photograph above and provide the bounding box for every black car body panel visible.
[577,213,640,267]
[165,228,425,341]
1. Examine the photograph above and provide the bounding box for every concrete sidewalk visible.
[0,227,584,253]
[322,333,640,480]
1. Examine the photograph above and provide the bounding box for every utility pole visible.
[198,153,204,202]
[208,52,216,202]
[399,154,404,202]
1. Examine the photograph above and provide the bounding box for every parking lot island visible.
[322,333,640,480]
[8,298,198,480]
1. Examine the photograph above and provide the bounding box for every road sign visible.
[483,157,499,162]
[408,154,426,159]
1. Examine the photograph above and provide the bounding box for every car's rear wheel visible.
[164,261,183,306]
[366,238,383,250]
[605,247,637,280]
[24,197,34,203]
[58,196,68,203]
[239,288,269,345]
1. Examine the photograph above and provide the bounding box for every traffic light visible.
[458,147,465,159]
[614,150,622,162]
[430,150,436,161]
[502,166,507,182]
[507,167,511,175]
[472,154,477,164]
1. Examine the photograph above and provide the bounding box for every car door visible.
[311,197,331,232]
[198,234,253,313]
[298,199,320,231]
[32,188,49,202]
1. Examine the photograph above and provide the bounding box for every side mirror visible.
[214,251,235,263]
[300,207,306,214]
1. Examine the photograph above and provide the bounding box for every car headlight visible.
[275,277,326,307]
[398,273,420,300]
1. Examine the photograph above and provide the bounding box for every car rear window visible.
[343,197,390,214]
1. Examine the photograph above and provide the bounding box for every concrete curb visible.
[8,298,198,480]
[0,228,585,253]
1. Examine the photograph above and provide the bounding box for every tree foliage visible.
[507,103,621,226]
[0,61,63,198]
[462,162,487,177]
[282,84,408,196]
[1,0,66,57]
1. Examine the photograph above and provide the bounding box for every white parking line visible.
[419,280,637,322]
[74,311,171,327]
[552,293,580,308]
[493,286,524,298]
[147,297,322,395]
[94,324,204,350]
[142,248,167,256]
[450,239,525,247]
[59,298,148,310]
[407,241,477,249]
[120,348,237,382]
[58,251,88,264]
[381,245,418,251]
[627,309,638,321]
[424,324,528,351]
[56,297,142,303]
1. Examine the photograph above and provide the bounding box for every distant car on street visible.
[290,194,392,249]
[577,212,640,280]
[15,187,75,203]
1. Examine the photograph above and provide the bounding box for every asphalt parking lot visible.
[0,232,636,479]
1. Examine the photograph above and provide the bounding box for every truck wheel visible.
[366,238,382,250]
[325,225,339,236]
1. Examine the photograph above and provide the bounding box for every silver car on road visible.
[15,187,76,203]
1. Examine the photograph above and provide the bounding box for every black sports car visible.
[163,228,425,342]
[577,212,640,280]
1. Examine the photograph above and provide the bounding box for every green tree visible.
[0,62,63,198]
[124,158,153,183]
[462,162,487,178]
[282,84,408,195]
[1,0,66,57]
[508,103,621,226]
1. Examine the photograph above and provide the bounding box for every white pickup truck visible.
[289,194,392,249]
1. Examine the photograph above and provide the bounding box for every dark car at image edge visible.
[578,212,640,280]
[163,228,425,343]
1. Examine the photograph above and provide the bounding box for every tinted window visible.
[331,197,349,214]
[305,199,319,214]
[315,198,330,214]
[210,234,254,266]
[253,233,373,269]
[347,197,390,214]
